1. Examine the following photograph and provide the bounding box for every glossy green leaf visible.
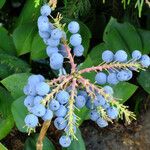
[63,128,85,150]
[137,69,150,94]
[24,134,55,150]
[0,27,16,55]
[30,33,47,60]
[0,143,8,150]
[13,23,36,56]
[0,86,14,140]
[11,96,28,132]
[1,73,30,99]
[0,0,6,9]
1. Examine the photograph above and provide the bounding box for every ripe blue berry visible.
[102,50,114,63]
[59,135,71,148]
[50,53,64,70]
[42,109,53,121]
[96,117,108,128]
[59,44,68,57]
[51,28,62,40]
[107,107,118,119]
[107,73,119,85]
[23,84,36,96]
[47,38,60,47]
[117,70,132,81]
[40,4,51,16]
[78,90,88,100]
[33,96,43,105]
[94,95,106,107]
[140,54,150,67]
[31,104,46,117]
[56,90,70,105]
[70,33,82,47]
[132,50,142,60]
[39,31,50,39]
[114,50,127,62]
[54,117,67,130]
[86,98,95,109]
[25,114,39,128]
[28,75,41,85]
[68,21,79,33]
[73,45,84,57]
[90,110,100,121]
[36,82,50,96]
[55,105,67,117]
[103,85,114,95]
[95,72,107,85]
[24,96,34,108]
[75,95,86,108]
[46,46,59,57]
[49,99,60,111]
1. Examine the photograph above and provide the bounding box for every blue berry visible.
[103,85,114,95]
[140,54,150,67]
[86,98,95,109]
[47,38,60,47]
[78,90,88,100]
[102,50,114,63]
[24,96,34,107]
[39,31,50,39]
[132,50,142,60]
[102,102,110,109]
[107,73,119,85]
[46,46,59,57]
[59,44,68,57]
[68,21,79,33]
[117,70,132,81]
[56,90,70,105]
[64,125,77,134]
[50,53,64,70]
[49,99,60,111]
[31,104,46,117]
[114,50,127,62]
[75,95,86,108]
[107,107,118,119]
[33,96,43,105]
[70,33,82,47]
[23,84,36,96]
[95,72,107,85]
[42,109,53,121]
[36,82,50,96]
[37,75,45,82]
[54,117,67,130]
[73,45,84,57]
[59,135,71,148]
[96,117,108,128]
[28,75,41,85]
[55,105,67,117]
[25,114,38,128]
[94,95,106,107]
[51,28,62,40]
[90,110,100,121]
[40,4,51,16]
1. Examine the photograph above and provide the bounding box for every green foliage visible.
[0,0,6,9]
[0,143,7,150]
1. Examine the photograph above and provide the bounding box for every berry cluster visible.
[23,2,150,149]
[37,4,84,71]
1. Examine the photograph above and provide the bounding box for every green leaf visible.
[63,128,85,150]
[112,82,138,103]
[0,143,8,150]
[24,134,55,150]
[137,69,150,94]
[0,53,31,79]
[13,23,36,56]
[11,96,28,132]
[0,27,16,55]
[0,86,14,140]
[1,73,30,99]
[104,17,142,53]
[30,33,47,60]
[0,0,6,9]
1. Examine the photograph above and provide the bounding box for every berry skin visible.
[94,95,106,107]
[103,85,114,95]
[39,31,50,39]
[40,4,51,16]
[55,105,67,117]
[90,110,100,121]
[25,114,39,128]
[68,21,80,33]
[51,28,62,40]
[140,54,150,67]
[36,82,50,96]
[59,44,68,57]
[114,50,128,62]
[28,75,41,85]
[24,96,34,108]
[132,50,142,60]
[50,53,64,70]
[42,109,53,121]
[78,90,88,100]
[31,104,46,117]
[75,95,86,108]
[70,33,82,47]
[23,84,36,96]
[54,117,67,130]
[107,73,119,85]
[86,98,95,109]
[107,107,118,119]
[102,50,114,63]
[49,99,60,111]
[47,38,60,47]
[73,45,84,57]
[33,96,43,105]
[102,102,110,109]
[117,70,133,81]
[59,135,71,148]
[56,90,70,105]
[46,46,59,57]
[95,72,107,85]
[96,117,108,128]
